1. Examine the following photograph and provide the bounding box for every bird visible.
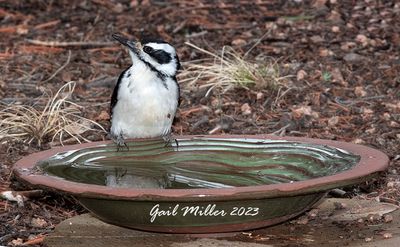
[110,33,181,148]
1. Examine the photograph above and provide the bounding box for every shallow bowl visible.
[13,135,389,233]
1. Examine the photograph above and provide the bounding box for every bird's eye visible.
[143,46,154,53]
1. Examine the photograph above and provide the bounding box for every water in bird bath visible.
[37,138,360,189]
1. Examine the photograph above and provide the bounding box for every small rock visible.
[341,42,357,51]
[356,34,369,45]
[382,232,393,239]
[367,214,382,222]
[297,69,308,81]
[256,92,264,100]
[353,138,365,144]
[343,53,366,63]
[241,103,252,115]
[384,214,393,223]
[331,26,340,32]
[365,237,373,242]
[310,35,324,43]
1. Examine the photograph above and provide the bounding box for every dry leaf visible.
[328,116,339,126]
[292,106,319,119]
[31,217,48,228]
[241,103,252,115]
[95,110,110,121]
[232,39,246,46]
[354,86,367,97]
[331,68,346,86]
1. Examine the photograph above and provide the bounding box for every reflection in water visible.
[105,169,170,189]
[38,138,361,189]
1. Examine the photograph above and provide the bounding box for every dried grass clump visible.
[179,43,289,96]
[0,82,106,146]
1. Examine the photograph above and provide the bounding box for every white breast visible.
[110,64,178,139]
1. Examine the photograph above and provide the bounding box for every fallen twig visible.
[23,235,45,246]
[208,124,222,134]
[21,45,64,54]
[42,50,71,83]
[34,20,60,30]
[26,39,115,48]
[180,106,210,116]
[271,123,291,136]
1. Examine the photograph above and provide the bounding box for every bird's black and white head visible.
[112,33,180,77]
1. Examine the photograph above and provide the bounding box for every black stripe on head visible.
[146,49,172,65]
[140,36,175,65]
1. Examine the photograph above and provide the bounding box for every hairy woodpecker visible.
[110,33,181,147]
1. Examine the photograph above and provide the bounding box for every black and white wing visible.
[110,67,129,115]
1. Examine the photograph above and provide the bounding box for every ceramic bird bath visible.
[13,135,389,233]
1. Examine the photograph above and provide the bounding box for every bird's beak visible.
[112,33,140,52]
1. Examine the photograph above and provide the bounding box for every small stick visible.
[42,50,71,83]
[208,124,222,134]
[26,39,115,48]
[34,20,60,30]
[23,235,45,245]
[328,101,350,112]
[180,106,209,116]
[271,123,291,136]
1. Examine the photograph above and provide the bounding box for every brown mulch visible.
[1,0,399,246]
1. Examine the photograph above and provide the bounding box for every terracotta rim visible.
[13,135,389,201]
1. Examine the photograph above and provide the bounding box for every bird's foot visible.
[111,132,129,151]
[163,134,179,150]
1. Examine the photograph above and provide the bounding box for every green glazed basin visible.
[13,135,389,233]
